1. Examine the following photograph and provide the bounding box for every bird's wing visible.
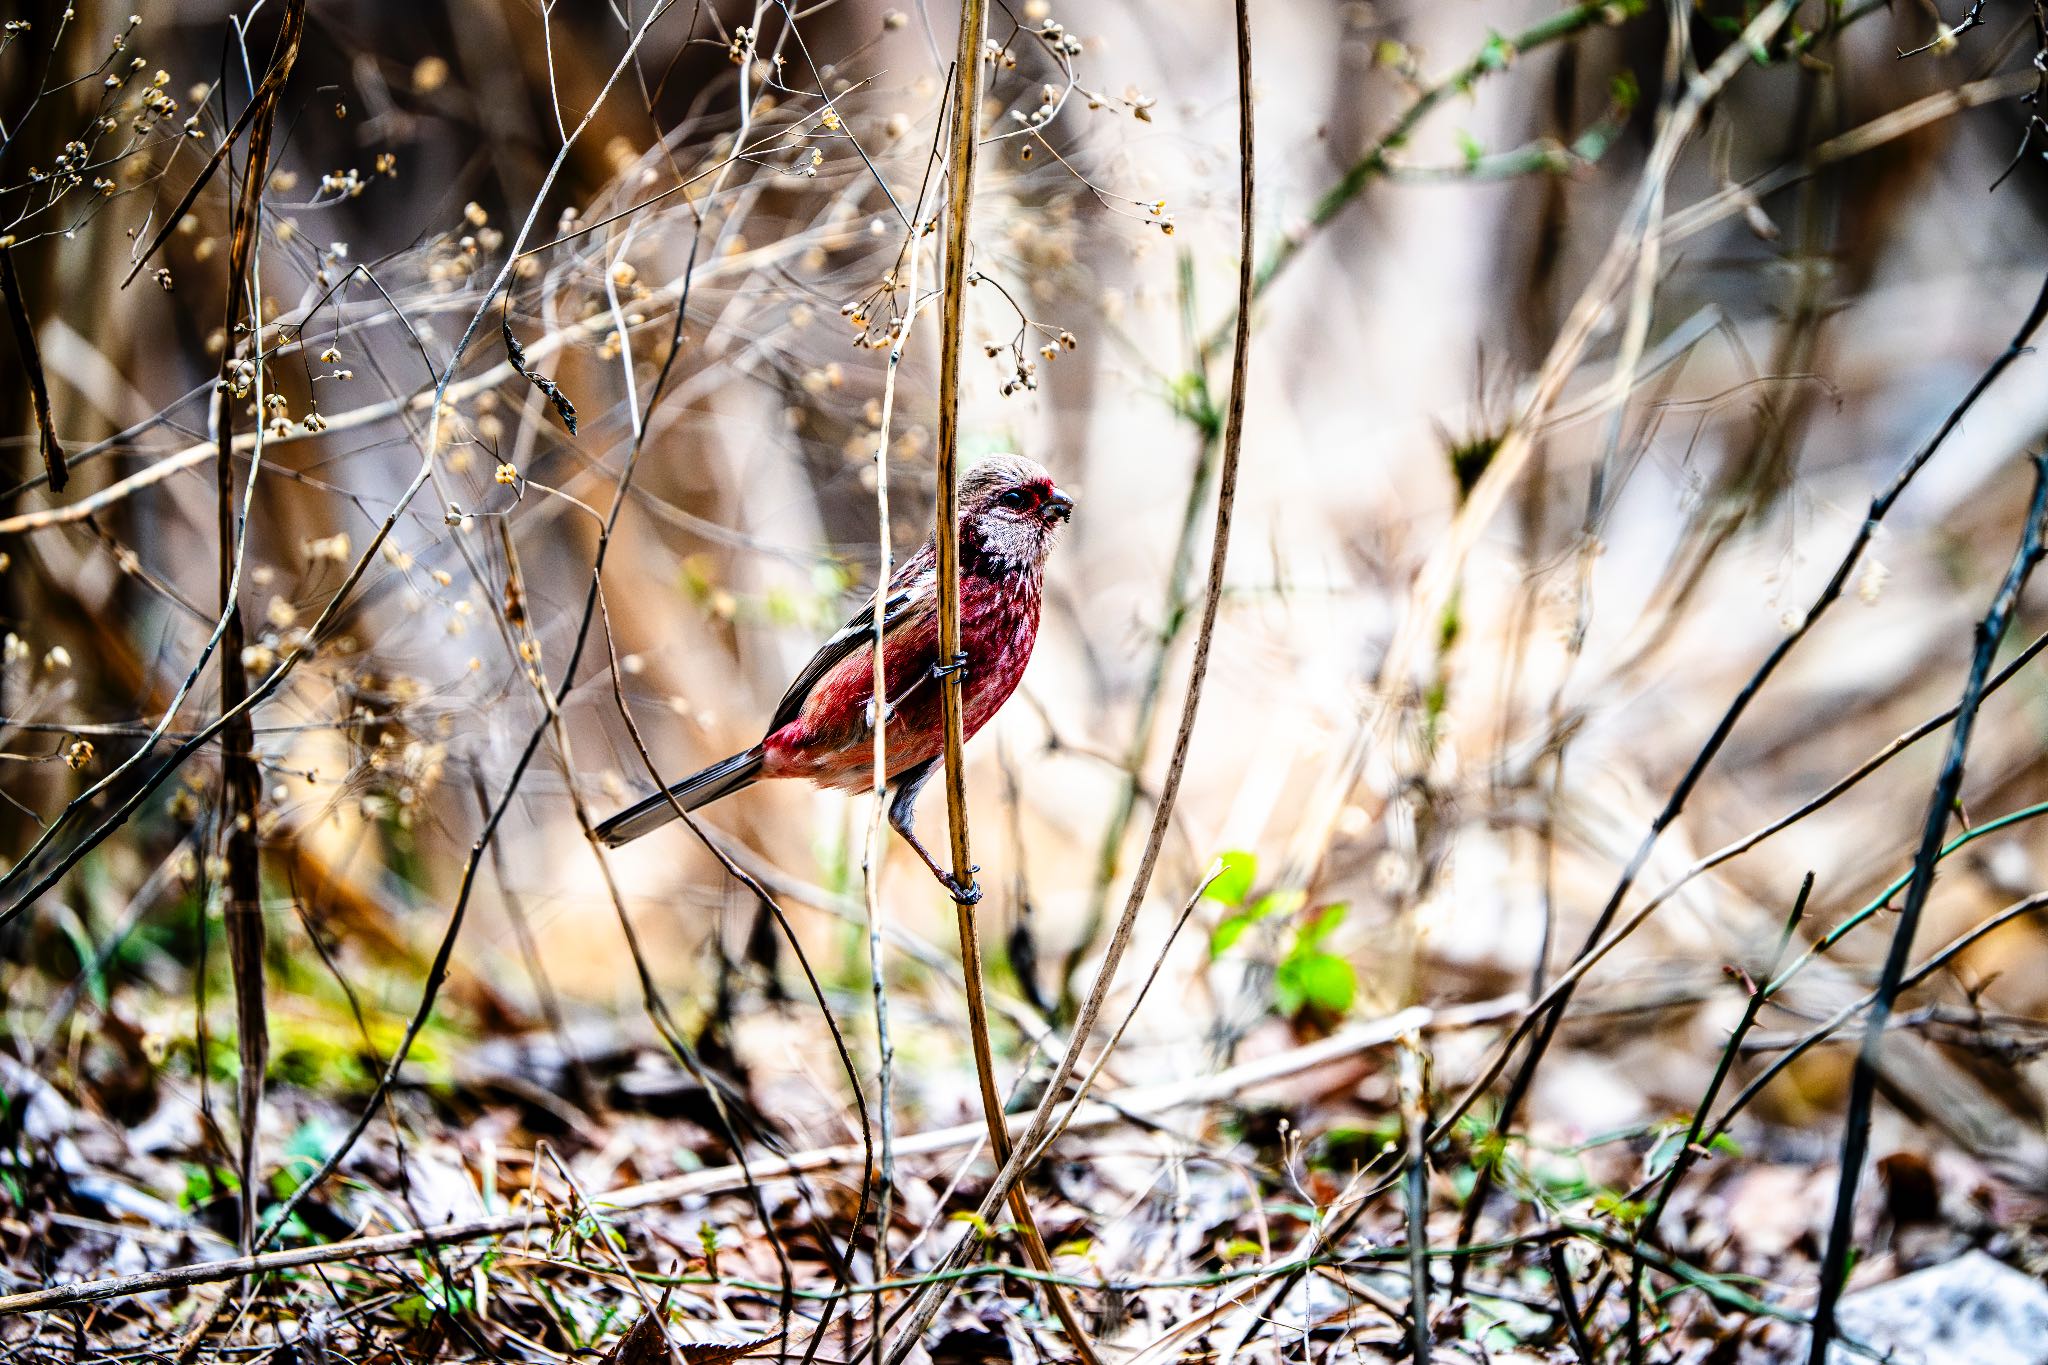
[766,560,934,734]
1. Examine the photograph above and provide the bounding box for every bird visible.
[595,453,1074,902]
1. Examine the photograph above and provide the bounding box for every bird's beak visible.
[1042,487,1074,523]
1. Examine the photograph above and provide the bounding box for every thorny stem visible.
[1670,887,2048,1184]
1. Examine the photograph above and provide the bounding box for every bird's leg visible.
[887,757,981,904]
[860,667,933,732]
[863,659,948,731]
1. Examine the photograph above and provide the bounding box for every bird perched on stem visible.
[596,453,1073,901]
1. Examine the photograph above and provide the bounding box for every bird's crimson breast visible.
[761,568,1044,789]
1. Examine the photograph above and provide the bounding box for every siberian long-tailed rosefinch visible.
[595,453,1074,900]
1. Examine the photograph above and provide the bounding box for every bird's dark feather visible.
[766,556,932,733]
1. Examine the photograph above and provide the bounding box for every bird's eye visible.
[999,488,1030,508]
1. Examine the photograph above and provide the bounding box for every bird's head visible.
[958,453,1073,573]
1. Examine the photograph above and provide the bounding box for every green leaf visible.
[393,1272,473,1327]
[1278,952,1355,1017]
[1204,851,1257,907]
[1608,70,1639,113]
[1644,1123,1689,1179]
[811,561,853,597]
[1298,953,1356,1013]
[1594,1192,1649,1227]
[1298,901,1350,948]
[1209,913,1253,959]
[763,583,801,626]
[53,912,105,1010]
[179,1163,236,1211]
[1248,887,1305,922]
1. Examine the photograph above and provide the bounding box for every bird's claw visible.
[941,866,983,905]
[930,651,970,682]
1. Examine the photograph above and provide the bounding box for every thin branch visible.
[1626,873,1811,1357]
[861,185,930,1350]
[1808,453,2048,1362]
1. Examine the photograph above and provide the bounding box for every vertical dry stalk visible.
[212,0,307,1252]
[927,6,1098,1359]
[862,207,928,1338]
[888,0,1257,1351]
[1398,1033,1432,1364]
[932,7,981,897]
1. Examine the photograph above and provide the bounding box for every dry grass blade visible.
[0,244,62,492]
[503,316,580,434]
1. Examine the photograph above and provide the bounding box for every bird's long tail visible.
[594,746,765,847]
